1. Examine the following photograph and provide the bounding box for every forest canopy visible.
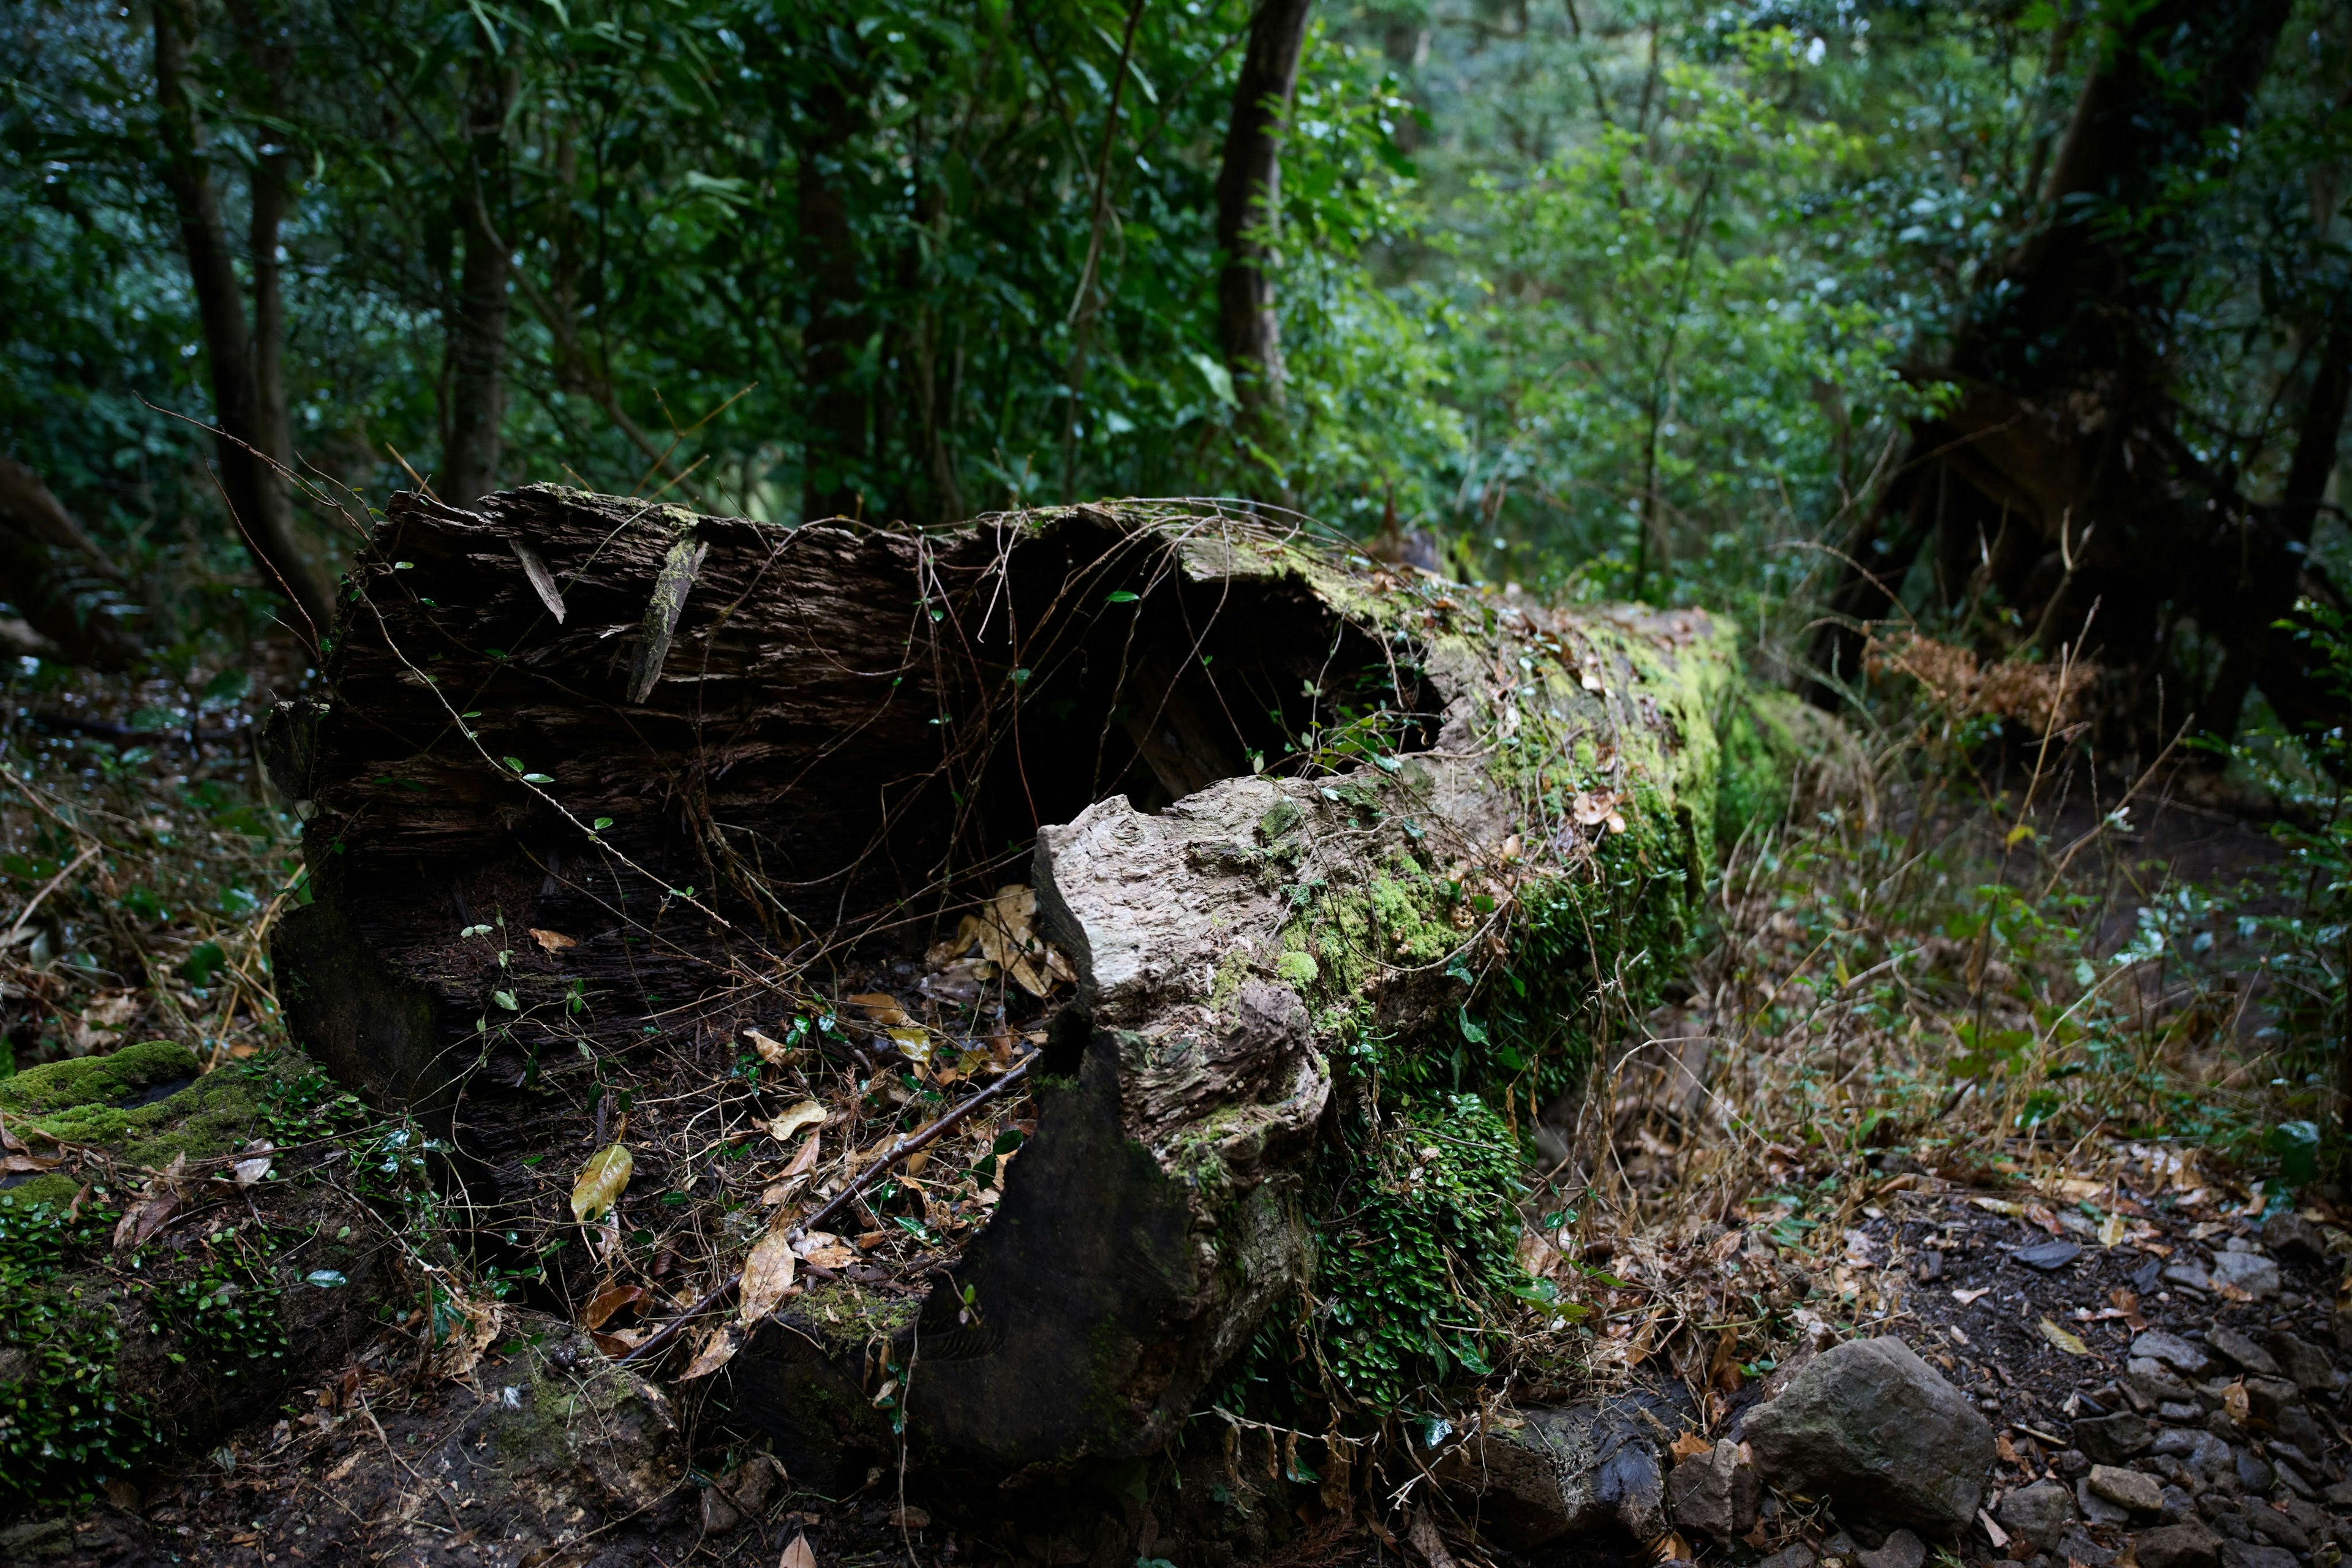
[2,0,2350,753]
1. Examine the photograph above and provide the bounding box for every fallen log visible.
[263,486,1834,1481]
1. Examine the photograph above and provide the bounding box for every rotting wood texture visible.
[264,485,1828,1480]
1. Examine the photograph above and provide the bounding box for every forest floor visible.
[4,653,2347,1568]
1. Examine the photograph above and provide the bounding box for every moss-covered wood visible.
[263,487,1823,1479]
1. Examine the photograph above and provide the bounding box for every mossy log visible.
[263,487,1829,1480]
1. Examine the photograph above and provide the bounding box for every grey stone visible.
[2015,1240,2084,1272]
[2272,1462,2315,1502]
[2160,1402,2206,1424]
[2133,1359,2201,1404]
[1856,1528,1924,1568]
[1999,1480,2078,1548]
[2136,1333,2214,1376]
[2167,1261,2217,1292]
[1758,1547,1818,1568]
[1431,1395,1675,1548]
[2074,1412,2155,1464]
[2135,1521,2223,1568]
[2206,1329,2282,1378]
[2211,1251,2282,1300]
[2244,1506,2310,1553]
[2057,1525,2119,1567]
[2089,1464,2166,1514]
[2274,1405,2324,1452]
[2260,1213,2327,1265]
[1742,1336,1996,1530]
[2153,1428,2235,1488]
[2217,1540,2297,1568]
[2079,1476,2133,1525]
[2235,1448,2275,1494]
[2162,1485,2198,1521]
[2266,1332,2338,1393]
[1665,1438,1759,1539]
[2326,1480,2352,1507]
[2243,1376,2301,1425]
[699,1486,742,1534]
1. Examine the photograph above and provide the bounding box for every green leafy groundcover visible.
[0,1189,143,1509]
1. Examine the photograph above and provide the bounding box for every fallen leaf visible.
[2098,1211,2128,1248]
[230,1142,274,1185]
[2038,1316,2090,1356]
[112,1189,179,1251]
[1952,1286,1991,1305]
[854,1229,891,1251]
[780,1131,821,1181]
[571,1142,635,1223]
[1972,1197,2025,1218]
[432,1294,503,1379]
[889,1506,931,1529]
[581,1283,646,1331]
[1,1152,59,1173]
[804,1242,855,1270]
[781,1533,818,1568]
[1980,1509,2011,1549]
[529,927,577,953]
[746,1028,795,1065]
[885,1025,932,1063]
[2109,1287,2148,1332]
[2223,1379,2250,1422]
[591,1327,646,1359]
[768,1100,826,1144]
[1669,1431,1711,1461]
[679,1322,742,1380]
[1996,1433,2021,1464]
[739,1226,800,1325]
[2025,1203,2062,1237]
[846,992,911,1027]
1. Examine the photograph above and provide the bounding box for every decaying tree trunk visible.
[265,486,1822,1480]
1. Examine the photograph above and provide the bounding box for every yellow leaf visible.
[2038,1316,2090,1356]
[768,1099,826,1144]
[846,992,910,1027]
[2005,823,2036,848]
[570,1143,634,1223]
[886,1026,932,1063]
[2098,1211,2127,1248]
[1971,1197,2024,1217]
[739,1225,800,1325]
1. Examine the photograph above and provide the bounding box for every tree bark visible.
[799,73,870,522]
[445,56,516,507]
[152,0,337,639]
[263,487,1819,1480]
[1215,0,1314,421]
[0,457,143,668]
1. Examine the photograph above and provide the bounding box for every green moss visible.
[0,1040,199,1118]
[1275,950,1319,989]
[0,1041,265,1170]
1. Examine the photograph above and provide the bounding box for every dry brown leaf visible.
[2,1152,59,1173]
[782,1131,820,1179]
[581,1283,646,1331]
[739,1226,800,1325]
[570,1142,634,1223]
[781,1532,819,1568]
[745,1028,794,1065]
[768,1100,825,1144]
[433,1294,503,1380]
[592,1327,646,1359]
[845,992,910,1027]
[528,927,577,953]
[111,1189,179,1251]
[888,1506,931,1529]
[677,1322,742,1380]
[1668,1431,1711,1461]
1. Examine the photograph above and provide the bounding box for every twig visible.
[4,842,101,947]
[620,1054,1038,1366]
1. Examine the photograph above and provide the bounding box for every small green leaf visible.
[504,756,526,772]
[494,990,519,1011]
[592,816,614,831]
[393,561,414,570]
[306,1270,347,1287]
[522,772,554,784]
[1105,590,1139,604]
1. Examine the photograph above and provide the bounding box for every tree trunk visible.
[0,457,143,668]
[152,0,337,639]
[799,74,870,522]
[263,487,1819,1480]
[446,56,516,508]
[1215,0,1313,421]
[1806,0,2301,753]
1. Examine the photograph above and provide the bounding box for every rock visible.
[2158,1401,2204,1424]
[2272,1463,2315,1502]
[2204,1328,2280,1378]
[2244,1506,2309,1552]
[2217,1540,2296,1568]
[699,1487,742,1533]
[2072,1412,2154,1464]
[2078,1477,2133,1526]
[2054,1448,2092,1479]
[1431,1395,1676,1548]
[2135,1333,2213,1376]
[2161,1485,2197,1522]
[1998,1479,2078,1548]
[2326,1480,2352,1508]
[2088,1464,2166,1515]
[1742,1336,1995,1530]
[2135,1521,2222,1568]
[2234,1448,2275,1493]
[2166,1261,2216,1291]
[2015,1240,2084,1272]
[2057,1525,2119,1567]
[2266,1332,2338,1393]
[2274,1404,2325,1452]
[2260,1212,2326,1264]
[1758,1547,1818,1568]
[2241,1376,2300,1425]
[2130,1359,2200,1402]
[1666,1438,1758,1539]
[1856,1528,1924,1568]
[2152,1428,2234,1487]
[2210,1251,2281,1300]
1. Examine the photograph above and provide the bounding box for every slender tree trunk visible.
[0,458,142,668]
[152,0,336,638]
[799,75,869,523]
[447,57,515,506]
[1213,0,1313,421]
[2236,309,2352,737]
